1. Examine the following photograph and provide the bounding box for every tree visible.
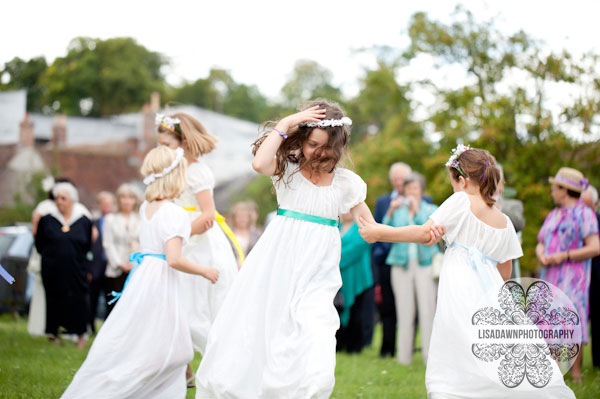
[42,37,167,116]
[280,60,343,110]
[394,6,600,274]
[0,56,48,112]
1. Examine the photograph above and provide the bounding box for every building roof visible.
[0,90,26,145]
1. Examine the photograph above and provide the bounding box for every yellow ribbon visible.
[182,206,245,265]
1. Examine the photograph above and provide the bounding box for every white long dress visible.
[62,202,193,399]
[173,159,238,354]
[196,164,367,399]
[426,192,575,399]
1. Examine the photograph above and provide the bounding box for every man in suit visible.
[85,191,115,334]
[369,162,412,357]
[583,186,600,367]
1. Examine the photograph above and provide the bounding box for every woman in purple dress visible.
[537,167,600,383]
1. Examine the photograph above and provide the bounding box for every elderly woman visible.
[102,183,141,316]
[537,167,600,383]
[35,182,93,348]
[384,172,439,365]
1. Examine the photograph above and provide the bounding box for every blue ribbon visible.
[450,243,499,295]
[108,252,166,305]
[0,264,15,284]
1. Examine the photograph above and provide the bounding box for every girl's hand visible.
[202,266,219,284]
[358,217,380,243]
[279,106,326,132]
[424,224,445,246]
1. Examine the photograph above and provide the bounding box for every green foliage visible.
[41,37,167,116]
[0,173,47,226]
[0,56,48,112]
[172,68,270,122]
[281,60,344,110]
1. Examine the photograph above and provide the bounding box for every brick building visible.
[0,90,258,212]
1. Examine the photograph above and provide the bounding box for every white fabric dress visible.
[173,159,238,354]
[62,202,193,399]
[425,192,575,399]
[196,165,367,399]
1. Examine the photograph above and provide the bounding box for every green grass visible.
[1,314,599,398]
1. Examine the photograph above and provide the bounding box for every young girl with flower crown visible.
[156,113,239,383]
[359,146,575,399]
[195,99,444,399]
[61,146,218,399]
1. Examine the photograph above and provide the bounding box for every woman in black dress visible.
[35,182,92,348]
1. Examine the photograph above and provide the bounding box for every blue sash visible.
[108,252,166,305]
[450,243,499,295]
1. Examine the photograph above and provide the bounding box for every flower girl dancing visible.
[61,146,218,399]
[359,145,575,399]
[195,99,444,398]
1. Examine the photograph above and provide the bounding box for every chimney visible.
[19,112,34,148]
[142,92,160,152]
[51,114,67,148]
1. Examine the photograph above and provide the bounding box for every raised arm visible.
[252,106,326,176]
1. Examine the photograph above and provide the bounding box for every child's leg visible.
[391,264,415,365]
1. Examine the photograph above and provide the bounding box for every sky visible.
[2,0,599,99]
[2,0,600,143]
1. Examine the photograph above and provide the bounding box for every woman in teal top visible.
[336,212,373,353]
[383,172,439,365]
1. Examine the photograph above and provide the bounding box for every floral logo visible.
[471,279,580,389]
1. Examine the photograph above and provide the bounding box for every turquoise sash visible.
[277,208,339,227]
[108,252,166,304]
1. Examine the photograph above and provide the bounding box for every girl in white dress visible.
[359,146,575,399]
[61,146,219,399]
[195,99,444,399]
[156,113,239,381]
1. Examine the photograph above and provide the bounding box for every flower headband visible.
[156,113,182,136]
[299,116,352,128]
[445,144,471,179]
[143,147,185,185]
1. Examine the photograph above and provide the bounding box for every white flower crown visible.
[299,117,352,128]
[444,144,471,167]
[155,113,181,132]
[143,147,185,185]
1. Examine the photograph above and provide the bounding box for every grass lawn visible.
[1,314,599,398]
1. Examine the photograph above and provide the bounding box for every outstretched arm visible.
[358,217,444,246]
[252,106,326,176]
[350,202,375,225]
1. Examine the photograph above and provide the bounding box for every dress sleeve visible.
[160,204,191,246]
[102,214,124,274]
[580,206,599,239]
[187,162,215,193]
[337,168,367,214]
[498,217,524,263]
[429,191,470,245]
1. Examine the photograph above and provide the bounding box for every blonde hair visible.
[232,201,259,228]
[141,146,188,201]
[157,113,218,158]
[115,183,142,212]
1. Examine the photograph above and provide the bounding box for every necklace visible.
[61,225,70,233]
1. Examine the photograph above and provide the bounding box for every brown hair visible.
[251,99,350,185]
[157,113,218,158]
[447,148,502,207]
